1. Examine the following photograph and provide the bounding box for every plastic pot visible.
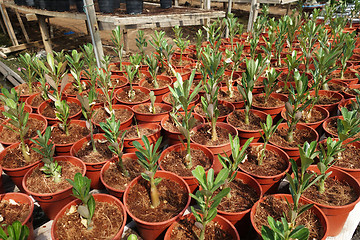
[98,0,120,13]
[126,0,143,14]
[219,86,245,109]
[322,116,341,138]
[132,103,172,124]
[310,90,344,115]
[139,76,172,103]
[22,156,86,219]
[160,0,172,9]
[252,93,288,118]
[161,89,199,110]
[92,104,133,132]
[123,171,191,240]
[194,101,235,123]
[342,84,360,99]
[25,92,44,113]
[115,86,150,106]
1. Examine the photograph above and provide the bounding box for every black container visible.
[160,0,172,9]
[75,0,84,12]
[56,0,70,11]
[14,0,27,6]
[126,0,143,14]
[98,0,120,13]
[25,0,35,6]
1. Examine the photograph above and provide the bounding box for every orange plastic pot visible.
[252,93,287,118]
[190,122,238,173]
[110,75,129,89]
[322,116,341,138]
[70,134,114,189]
[132,103,172,124]
[158,143,214,193]
[139,75,173,103]
[219,86,245,109]
[338,97,356,112]
[302,166,360,236]
[1,104,32,114]
[342,84,360,99]
[115,86,150,106]
[330,70,359,85]
[25,93,43,113]
[123,171,191,240]
[238,143,290,194]
[194,101,235,123]
[161,91,199,110]
[51,193,127,240]
[250,194,329,240]
[226,109,267,145]
[161,67,192,82]
[310,90,344,115]
[92,104,133,132]
[22,156,86,219]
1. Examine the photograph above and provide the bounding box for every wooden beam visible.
[37,15,53,54]
[0,40,42,53]
[247,0,258,32]
[26,13,37,21]
[0,4,19,46]
[15,9,30,43]
[0,12,6,34]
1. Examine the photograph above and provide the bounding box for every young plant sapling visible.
[124,64,138,101]
[202,19,222,52]
[31,127,61,182]
[99,114,128,177]
[32,58,49,101]
[173,25,190,66]
[66,50,85,93]
[283,51,302,91]
[111,26,125,71]
[133,135,163,208]
[269,17,287,67]
[55,99,70,136]
[135,30,147,63]
[144,54,160,88]
[0,221,29,240]
[81,43,98,87]
[17,53,37,94]
[149,30,167,71]
[263,67,281,101]
[67,173,95,229]
[339,33,356,79]
[225,43,244,99]
[148,91,156,114]
[223,13,240,51]
[129,53,142,80]
[97,56,115,115]
[190,166,230,240]
[195,29,203,68]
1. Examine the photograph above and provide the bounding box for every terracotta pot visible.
[109,61,133,75]
[123,171,191,240]
[219,86,245,109]
[139,75,172,103]
[100,153,137,200]
[162,67,191,82]
[25,93,43,112]
[269,123,319,162]
[310,90,344,115]
[173,48,194,59]
[303,166,360,236]
[22,156,86,219]
[132,103,172,124]
[115,86,150,106]
[280,105,329,130]
[92,104,134,132]
[110,75,128,89]
[252,93,287,118]
[227,109,267,145]
[338,97,356,112]
[161,112,205,145]
[70,134,114,189]
[37,98,82,125]
[0,113,47,147]
[122,123,162,153]
[330,70,359,85]
[170,56,194,68]
[322,116,341,138]
[190,122,238,173]
[250,194,329,240]
[14,84,37,102]
[342,84,360,99]
[0,192,35,239]
[194,101,235,123]
[51,193,127,240]
[238,143,290,194]
[53,120,88,156]
[158,143,214,193]
[164,213,240,240]
[161,91,199,110]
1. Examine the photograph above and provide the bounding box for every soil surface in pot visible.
[253,95,284,107]
[195,104,232,118]
[0,199,31,227]
[162,115,202,133]
[299,108,326,123]
[121,126,158,139]
[133,72,151,84]
[227,110,263,130]
[170,58,192,67]
[254,196,324,240]
[111,78,127,88]
[170,217,233,240]
[217,89,243,103]
[161,149,212,177]
[92,107,132,124]
[116,88,148,103]
[303,174,358,206]
[328,82,346,92]
[135,104,169,114]
[325,118,360,138]
[51,123,90,145]
[217,178,259,212]
[333,144,360,169]
[0,118,46,143]
[126,178,188,222]
[0,145,42,168]
[16,83,41,95]
[41,102,81,118]
[55,201,123,240]
[317,94,340,105]
[29,94,45,107]
[191,125,234,146]
[140,78,169,89]
[344,88,360,96]
[331,71,355,79]
[74,139,113,163]
[270,127,317,148]
[241,145,288,176]
[25,161,82,193]
[102,159,144,190]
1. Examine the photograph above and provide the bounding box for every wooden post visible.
[38,15,53,54]
[247,0,258,32]
[225,0,233,38]
[15,10,30,43]
[123,28,129,53]
[0,12,6,34]
[0,4,19,46]
[174,0,179,7]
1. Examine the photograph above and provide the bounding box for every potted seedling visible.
[269,17,287,67]
[135,30,147,63]
[280,50,302,92]
[173,25,190,66]
[0,221,29,240]
[223,13,241,51]
[111,26,125,71]
[66,49,86,94]
[334,32,357,81]
[123,136,190,240]
[16,53,39,99]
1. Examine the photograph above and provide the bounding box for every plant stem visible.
[319,178,325,194]
[185,138,193,169]
[244,110,250,125]
[150,177,160,208]
[287,128,294,143]
[211,120,218,142]
[20,136,31,163]
[90,123,97,152]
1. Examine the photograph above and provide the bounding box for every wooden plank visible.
[0,4,19,46]
[26,13,37,21]
[0,40,43,53]
[37,15,52,54]
[247,0,258,31]
[15,9,30,43]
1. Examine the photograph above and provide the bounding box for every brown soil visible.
[0,112,6,123]
[111,78,127,88]
[160,149,212,177]
[195,104,232,118]
[126,178,188,222]
[227,110,264,130]
[344,88,360,96]
[0,144,42,168]
[169,217,233,240]
[191,124,234,146]
[25,161,82,193]
[16,83,41,95]
[217,178,259,212]
[133,73,151,84]
[324,118,360,138]
[303,175,358,206]
[64,84,82,96]
[50,122,90,145]
[300,108,326,123]
[92,107,133,125]
[217,89,243,103]
[328,82,346,92]
[254,196,324,240]
[240,145,289,176]
[121,125,158,139]
[135,104,169,114]
[162,115,202,133]
[55,201,123,240]
[29,94,45,107]
[270,127,317,148]
[0,117,46,143]
[74,139,114,163]
[278,73,294,82]
[0,199,31,229]
[331,72,356,79]
[324,143,360,169]
[170,58,193,67]
[116,87,149,103]
[140,79,170,89]
[253,95,284,108]
[102,158,144,190]
[317,94,340,105]
[41,102,81,118]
